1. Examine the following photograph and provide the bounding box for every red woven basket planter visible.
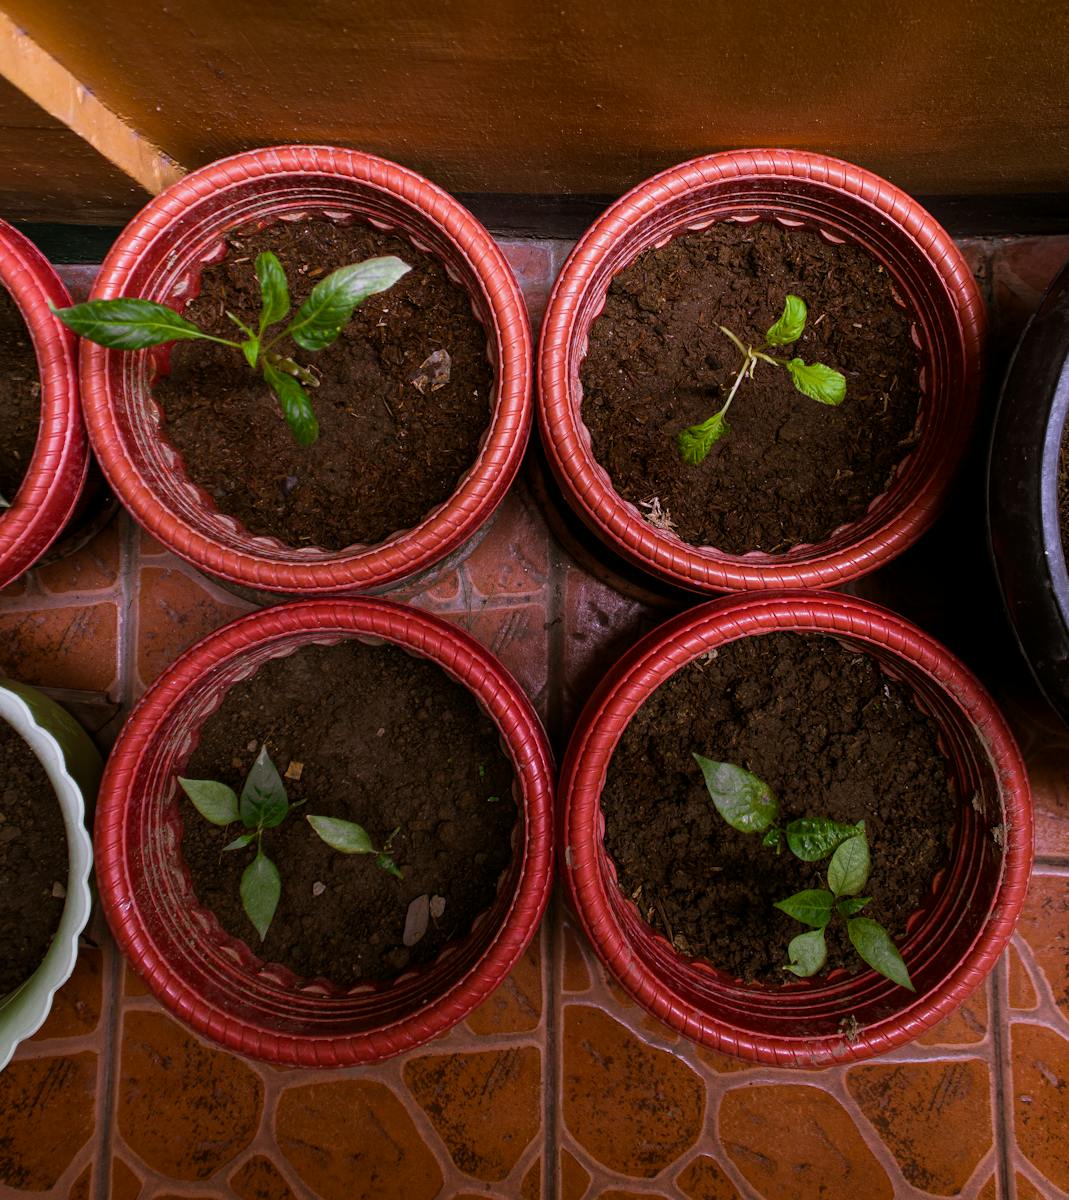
[560,590,1032,1066]
[95,599,554,1066]
[79,145,531,596]
[538,149,985,593]
[0,219,88,589]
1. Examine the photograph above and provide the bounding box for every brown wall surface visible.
[2,0,1068,199]
[0,75,148,221]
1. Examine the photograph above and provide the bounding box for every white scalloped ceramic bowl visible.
[0,681,100,1071]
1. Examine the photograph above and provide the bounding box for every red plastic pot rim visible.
[80,145,532,595]
[95,598,555,1065]
[0,219,88,589]
[560,589,1033,1064]
[537,148,986,593]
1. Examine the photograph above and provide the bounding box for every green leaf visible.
[241,851,281,941]
[287,256,411,351]
[785,817,864,862]
[255,251,290,331]
[836,896,872,917]
[847,917,915,991]
[774,888,835,928]
[677,411,728,465]
[263,361,319,446]
[178,777,239,826]
[693,755,779,834]
[376,852,404,880]
[222,832,256,852]
[306,814,375,855]
[786,358,847,405]
[828,834,871,897]
[765,294,807,346]
[784,928,827,977]
[239,746,288,829]
[51,298,207,350]
[762,827,782,851]
[240,338,259,369]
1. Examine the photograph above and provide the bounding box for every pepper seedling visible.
[677,294,847,465]
[179,744,402,942]
[692,753,914,990]
[51,252,411,447]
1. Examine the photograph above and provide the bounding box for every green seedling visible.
[0,492,9,509]
[677,294,847,465]
[52,252,411,447]
[179,744,401,942]
[693,754,914,990]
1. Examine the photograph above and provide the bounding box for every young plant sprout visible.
[693,754,914,991]
[51,252,411,447]
[677,294,848,465]
[179,745,401,942]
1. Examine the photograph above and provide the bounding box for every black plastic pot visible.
[989,258,1069,723]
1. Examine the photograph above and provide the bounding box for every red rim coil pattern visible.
[0,219,88,589]
[95,599,554,1066]
[80,145,531,595]
[538,148,986,593]
[560,590,1032,1065]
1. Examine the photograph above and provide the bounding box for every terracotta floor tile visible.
[499,240,555,332]
[1015,1172,1049,1200]
[719,1084,894,1200]
[521,1156,541,1199]
[847,1059,993,1195]
[117,1010,264,1181]
[0,1053,97,1190]
[676,1155,742,1199]
[992,235,1069,343]
[32,945,103,1041]
[135,563,252,691]
[466,932,542,1034]
[66,1162,92,1200]
[1014,871,1069,1014]
[560,1147,592,1199]
[436,602,549,718]
[1009,941,1041,1011]
[110,1156,143,1200]
[404,1046,542,1181]
[461,484,550,602]
[33,519,122,596]
[276,1079,444,1200]
[561,1004,705,1178]
[0,602,118,693]
[1009,1023,1069,1192]
[229,1154,298,1200]
[915,979,990,1045]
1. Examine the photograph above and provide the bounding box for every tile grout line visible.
[990,953,1016,1200]
[93,515,140,1200]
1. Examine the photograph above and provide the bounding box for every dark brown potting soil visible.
[0,722,67,995]
[601,632,954,983]
[179,640,517,986]
[153,219,494,551]
[0,285,40,507]
[580,221,923,554]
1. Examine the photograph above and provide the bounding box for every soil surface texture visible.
[154,218,494,551]
[601,631,954,983]
[581,220,922,554]
[180,640,517,987]
[0,722,68,995]
[0,285,40,507]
